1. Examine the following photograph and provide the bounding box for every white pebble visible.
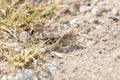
[112,9,119,16]
[91,8,101,16]
[23,69,35,79]
[70,18,84,25]
[95,25,102,30]
[7,75,13,80]
[1,75,7,80]
[62,0,77,5]
[15,72,24,80]
[80,6,91,13]
[19,31,31,42]
[46,62,57,72]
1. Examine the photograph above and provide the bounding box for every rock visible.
[90,18,99,24]
[7,75,12,80]
[69,18,84,25]
[46,62,57,72]
[15,72,24,80]
[15,69,35,80]
[61,0,78,5]
[95,25,102,30]
[51,51,63,58]
[33,0,42,6]
[19,31,31,42]
[105,5,112,11]
[1,75,7,80]
[70,1,80,12]
[23,69,35,79]
[60,7,70,14]
[31,76,40,80]
[55,0,77,5]
[33,31,40,38]
[91,8,101,16]
[99,7,106,13]
[112,9,119,16]
[14,47,22,54]
[80,6,92,13]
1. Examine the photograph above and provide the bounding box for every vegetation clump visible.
[0,0,57,68]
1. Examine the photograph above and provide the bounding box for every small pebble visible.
[112,9,119,16]
[62,0,78,5]
[14,47,22,54]
[60,7,70,14]
[33,0,42,6]
[70,1,80,12]
[33,31,40,38]
[1,75,7,80]
[95,25,102,30]
[90,18,99,24]
[70,18,84,25]
[79,6,91,13]
[99,7,106,13]
[19,31,31,42]
[7,75,12,80]
[15,72,24,80]
[91,8,101,16]
[31,76,40,80]
[23,69,35,79]
[46,62,57,72]
[15,69,35,80]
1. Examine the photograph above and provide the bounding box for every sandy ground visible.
[0,0,120,80]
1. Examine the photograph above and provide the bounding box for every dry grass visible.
[0,0,58,68]
[0,0,75,69]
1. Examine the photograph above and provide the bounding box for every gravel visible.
[46,62,57,72]
[15,69,35,80]
[95,25,102,30]
[79,6,92,13]
[0,0,120,80]
[69,18,85,25]
[112,9,119,16]
[91,7,102,16]
[19,31,31,42]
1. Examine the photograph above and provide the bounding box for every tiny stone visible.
[46,62,57,72]
[112,9,119,16]
[91,8,101,16]
[15,72,24,80]
[34,31,40,38]
[23,69,35,79]
[79,6,91,13]
[32,76,39,80]
[62,0,78,5]
[70,1,80,12]
[99,7,106,13]
[19,31,31,42]
[1,75,7,80]
[70,18,84,25]
[34,0,42,6]
[90,18,99,24]
[60,7,70,14]
[14,47,22,54]
[95,25,102,30]
[7,75,12,80]
[105,6,112,11]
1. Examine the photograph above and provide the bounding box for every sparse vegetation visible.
[0,0,58,68]
[0,0,120,80]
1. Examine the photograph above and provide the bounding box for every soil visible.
[0,0,120,80]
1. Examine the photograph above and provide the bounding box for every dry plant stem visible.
[0,9,6,18]
[1,26,18,41]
